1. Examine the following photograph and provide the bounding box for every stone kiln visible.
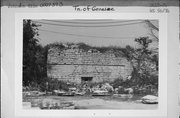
[47,46,133,84]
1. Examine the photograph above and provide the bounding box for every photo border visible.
[15,13,167,117]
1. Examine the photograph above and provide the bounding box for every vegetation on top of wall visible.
[47,42,127,57]
[46,42,66,50]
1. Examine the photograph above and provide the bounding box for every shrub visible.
[111,78,134,89]
[48,79,69,91]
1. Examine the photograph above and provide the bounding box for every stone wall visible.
[47,47,133,84]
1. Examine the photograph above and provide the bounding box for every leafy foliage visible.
[111,78,133,88]
[47,79,70,91]
[23,20,47,86]
[45,42,66,50]
[47,42,126,54]
[123,37,158,87]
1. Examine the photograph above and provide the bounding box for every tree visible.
[123,37,158,87]
[23,20,47,87]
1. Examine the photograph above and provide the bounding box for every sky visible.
[33,20,158,48]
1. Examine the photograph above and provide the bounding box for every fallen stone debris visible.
[39,99,75,109]
[53,90,66,96]
[141,95,158,104]
[112,94,133,99]
[23,91,46,97]
[23,82,159,110]
[92,89,110,96]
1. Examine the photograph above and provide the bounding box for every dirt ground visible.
[23,95,158,109]
[73,98,157,109]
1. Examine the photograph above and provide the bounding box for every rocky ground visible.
[23,95,158,110]
[73,98,157,109]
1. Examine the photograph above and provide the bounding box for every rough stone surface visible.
[47,47,133,84]
[141,95,158,104]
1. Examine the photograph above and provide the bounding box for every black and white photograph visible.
[22,19,159,110]
[1,0,179,117]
